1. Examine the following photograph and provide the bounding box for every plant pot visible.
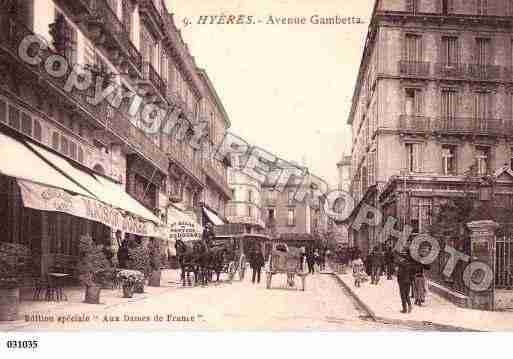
[84,285,101,304]
[134,282,144,293]
[0,287,19,321]
[122,285,134,298]
[148,270,161,287]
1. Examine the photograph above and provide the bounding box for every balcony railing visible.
[467,64,502,81]
[139,0,164,28]
[168,146,205,185]
[107,113,168,173]
[0,14,108,128]
[142,61,166,98]
[58,0,95,16]
[88,0,142,73]
[435,62,467,78]
[398,115,430,133]
[203,160,232,199]
[433,117,503,136]
[398,61,430,76]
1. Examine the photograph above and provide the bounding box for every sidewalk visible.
[333,271,513,331]
[0,269,184,332]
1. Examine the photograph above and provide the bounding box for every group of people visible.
[351,242,430,314]
[303,247,328,274]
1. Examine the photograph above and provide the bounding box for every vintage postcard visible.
[0,0,512,344]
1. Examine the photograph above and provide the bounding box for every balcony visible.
[435,62,467,78]
[203,160,232,199]
[107,112,168,173]
[467,64,502,81]
[139,0,164,36]
[0,14,107,128]
[141,61,166,99]
[398,115,430,134]
[83,0,142,75]
[56,0,95,16]
[433,117,503,136]
[398,61,430,77]
[168,146,205,186]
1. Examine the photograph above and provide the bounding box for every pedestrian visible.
[385,245,394,280]
[371,247,384,285]
[306,249,315,274]
[396,251,414,314]
[314,250,320,273]
[117,238,129,269]
[352,255,367,287]
[250,249,265,284]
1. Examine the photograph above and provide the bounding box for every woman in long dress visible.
[352,256,367,287]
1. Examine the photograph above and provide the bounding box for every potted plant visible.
[77,235,111,304]
[127,244,150,293]
[116,270,144,298]
[0,243,31,321]
[148,239,162,287]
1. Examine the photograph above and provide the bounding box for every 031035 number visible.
[6,340,38,349]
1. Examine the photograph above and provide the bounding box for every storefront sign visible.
[18,180,165,238]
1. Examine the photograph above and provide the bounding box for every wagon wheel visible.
[238,254,246,281]
[227,261,236,282]
[266,272,272,289]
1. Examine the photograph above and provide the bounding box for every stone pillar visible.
[466,220,499,311]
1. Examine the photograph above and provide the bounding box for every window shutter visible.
[416,89,423,115]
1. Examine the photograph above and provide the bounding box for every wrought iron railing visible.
[168,144,205,185]
[398,60,430,76]
[398,115,430,132]
[435,62,467,77]
[142,61,166,98]
[203,160,231,198]
[467,64,502,81]
[433,117,503,135]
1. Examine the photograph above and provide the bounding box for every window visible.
[404,34,422,62]
[52,132,59,150]
[69,141,77,160]
[8,106,20,130]
[33,120,42,141]
[287,208,295,226]
[476,0,487,15]
[476,38,490,66]
[441,0,451,14]
[476,147,490,175]
[247,190,253,203]
[248,205,252,217]
[441,36,459,66]
[78,147,84,163]
[411,198,432,234]
[442,145,456,175]
[268,190,277,203]
[21,113,32,136]
[60,136,69,156]
[122,0,134,40]
[287,190,295,205]
[474,92,490,126]
[405,88,423,115]
[406,143,422,173]
[0,99,6,123]
[441,89,458,125]
[407,0,419,13]
[267,208,275,221]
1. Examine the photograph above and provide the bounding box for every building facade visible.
[225,156,265,233]
[0,0,231,275]
[347,0,513,302]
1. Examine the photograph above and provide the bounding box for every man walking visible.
[371,247,384,285]
[385,245,394,280]
[250,249,265,284]
[396,251,413,314]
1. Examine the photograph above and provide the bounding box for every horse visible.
[175,240,202,286]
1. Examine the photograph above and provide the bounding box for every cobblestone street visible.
[1,270,426,331]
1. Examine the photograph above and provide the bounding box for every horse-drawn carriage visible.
[266,242,307,291]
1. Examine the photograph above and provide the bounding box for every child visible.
[352,256,367,287]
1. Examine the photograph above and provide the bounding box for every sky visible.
[167,0,375,188]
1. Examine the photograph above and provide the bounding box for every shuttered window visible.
[21,113,32,136]
[406,143,422,173]
[477,0,488,15]
[8,106,20,130]
[404,34,422,62]
[442,36,459,66]
[476,38,490,65]
[405,88,423,115]
[441,89,458,120]
[474,92,490,121]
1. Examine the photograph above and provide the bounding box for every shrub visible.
[76,235,111,287]
[0,242,31,289]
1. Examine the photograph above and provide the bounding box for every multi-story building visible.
[0,0,228,275]
[197,69,232,225]
[225,155,265,233]
[347,0,513,299]
[261,166,328,248]
[337,155,352,192]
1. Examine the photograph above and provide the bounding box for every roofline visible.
[347,0,380,125]
[197,68,231,128]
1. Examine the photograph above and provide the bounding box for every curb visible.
[331,273,377,321]
[331,272,478,331]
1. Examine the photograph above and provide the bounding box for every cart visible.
[266,242,307,291]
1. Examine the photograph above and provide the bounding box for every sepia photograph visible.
[0,1,513,349]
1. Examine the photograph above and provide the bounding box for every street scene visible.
[1,0,513,336]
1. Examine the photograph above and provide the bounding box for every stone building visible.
[347,0,513,306]
[0,0,230,275]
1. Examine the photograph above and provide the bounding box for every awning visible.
[203,206,224,226]
[167,205,203,242]
[0,131,166,238]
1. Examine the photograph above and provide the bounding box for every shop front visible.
[0,129,167,280]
